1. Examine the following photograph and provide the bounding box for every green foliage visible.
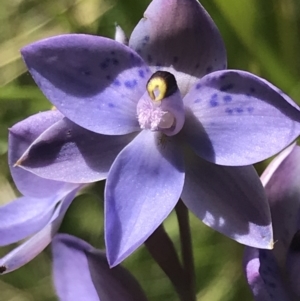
[1,0,300,300]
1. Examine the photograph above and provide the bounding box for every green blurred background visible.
[0,0,300,300]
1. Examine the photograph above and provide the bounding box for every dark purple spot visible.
[210,94,218,107]
[206,66,213,73]
[125,79,137,89]
[0,266,6,273]
[220,83,234,92]
[225,108,233,114]
[194,99,201,103]
[113,79,121,86]
[220,74,227,80]
[105,58,111,63]
[147,54,153,63]
[223,95,232,102]
[250,87,255,93]
[138,69,145,78]
[112,58,119,65]
[222,63,226,69]
[108,103,115,108]
[173,56,179,63]
[136,48,142,54]
[111,51,115,55]
[100,62,108,69]
[195,63,200,69]
[246,93,251,97]
[144,35,150,42]
[196,83,201,90]
[247,107,254,113]
[106,75,111,80]
[236,108,243,113]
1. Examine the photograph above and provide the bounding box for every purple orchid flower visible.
[52,233,148,301]
[13,0,300,266]
[0,110,82,274]
[243,144,300,301]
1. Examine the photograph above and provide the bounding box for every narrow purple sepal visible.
[105,130,184,266]
[17,117,137,183]
[52,234,148,301]
[8,110,75,198]
[0,187,80,274]
[129,0,226,95]
[181,147,273,249]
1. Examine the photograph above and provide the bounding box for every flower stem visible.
[175,200,196,301]
[145,224,194,301]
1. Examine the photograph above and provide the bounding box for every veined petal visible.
[105,130,184,266]
[129,0,226,95]
[183,70,300,165]
[0,187,79,274]
[8,110,76,198]
[181,147,272,249]
[16,117,137,183]
[21,34,151,135]
[262,145,300,267]
[243,248,290,301]
[52,234,148,301]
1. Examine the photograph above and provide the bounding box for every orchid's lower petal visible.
[243,247,290,301]
[181,148,272,249]
[21,34,151,135]
[261,144,300,266]
[183,70,300,165]
[16,117,137,183]
[129,0,226,95]
[8,110,75,198]
[105,130,184,266]
[52,234,148,301]
[0,187,79,274]
[0,195,59,246]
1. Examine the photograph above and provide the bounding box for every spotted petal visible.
[16,117,137,183]
[105,130,184,266]
[21,34,151,135]
[183,70,300,165]
[0,187,79,274]
[52,234,148,301]
[9,110,76,198]
[129,0,226,95]
[243,248,290,301]
[181,147,272,249]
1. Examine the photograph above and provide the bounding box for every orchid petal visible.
[16,117,137,183]
[181,147,272,249]
[243,247,290,301]
[0,195,59,246]
[129,0,226,96]
[183,70,300,165]
[0,187,79,274]
[8,110,76,198]
[105,130,184,266]
[261,144,300,266]
[21,34,151,135]
[52,234,148,301]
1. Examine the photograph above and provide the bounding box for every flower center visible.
[137,71,184,136]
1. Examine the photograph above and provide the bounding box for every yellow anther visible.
[147,77,167,101]
[146,71,178,102]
